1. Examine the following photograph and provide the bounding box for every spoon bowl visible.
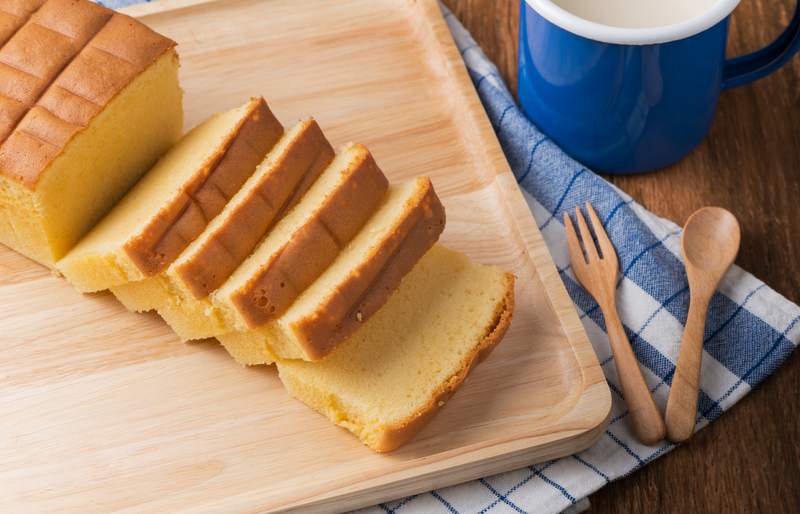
[665,207,740,443]
[682,208,740,271]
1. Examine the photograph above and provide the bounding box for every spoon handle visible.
[665,294,711,443]
[602,302,666,445]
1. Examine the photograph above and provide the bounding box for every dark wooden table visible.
[441,0,800,512]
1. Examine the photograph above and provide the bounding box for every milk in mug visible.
[552,0,719,28]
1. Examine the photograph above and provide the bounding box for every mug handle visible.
[722,0,800,90]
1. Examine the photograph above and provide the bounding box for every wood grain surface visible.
[440,0,800,512]
[0,1,611,512]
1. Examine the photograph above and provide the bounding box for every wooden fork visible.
[564,203,666,445]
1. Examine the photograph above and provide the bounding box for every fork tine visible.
[564,211,586,267]
[585,202,617,264]
[575,206,600,262]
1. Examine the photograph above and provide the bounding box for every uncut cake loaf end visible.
[0,0,183,269]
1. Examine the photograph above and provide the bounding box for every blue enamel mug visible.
[518,0,800,174]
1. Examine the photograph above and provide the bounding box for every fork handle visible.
[602,304,667,445]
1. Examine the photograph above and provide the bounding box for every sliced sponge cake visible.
[156,143,390,341]
[0,0,182,269]
[110,118,335,312]
[172,118,335,300]
[277,244,515,452]
[217,176,446,363]
[58,97,283,292]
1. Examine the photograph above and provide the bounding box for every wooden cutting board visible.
[0,0,611,512]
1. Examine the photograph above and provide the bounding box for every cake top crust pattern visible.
[0,0,176,190]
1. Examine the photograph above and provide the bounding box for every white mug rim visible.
[524,0,742,45]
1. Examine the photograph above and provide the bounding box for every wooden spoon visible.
[665,207,740,443]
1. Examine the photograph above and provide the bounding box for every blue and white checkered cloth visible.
[101,1,800,512]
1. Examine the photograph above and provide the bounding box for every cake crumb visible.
[438,401,444,407]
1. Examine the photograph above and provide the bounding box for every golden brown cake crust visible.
[122,97,284,277]
[296,177,446,361]
[229,146,389,328]
[0,0,176,190]
[0,0,46,23]
[173,119,335,300]
[373,271,515,452]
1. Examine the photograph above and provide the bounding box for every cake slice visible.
[0,0,182,269]
[276,244,515,452]
[156,143,389,340]
[110,118,335,312]
[216,176,446,363]
[57,96,283,292]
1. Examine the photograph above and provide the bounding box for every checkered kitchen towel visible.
[351,5,800,514]
[99,1,800,512]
